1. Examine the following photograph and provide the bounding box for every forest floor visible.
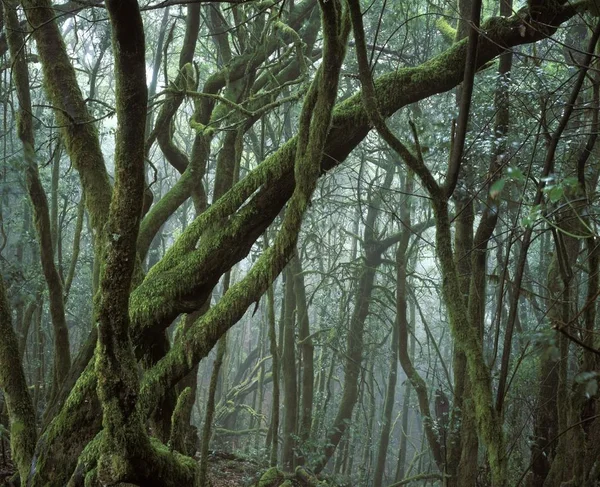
[0,450,336,486]
[0,463,14,486]
[0,450,272,487]
[205,450,262,486]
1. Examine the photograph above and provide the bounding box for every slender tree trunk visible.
[373,303,399,487]
[267,263,281,466]
[395,308,415,483]
[374,172,413,487]
[314,164,394,473]
[198,333,227,486]
[291,251,313,465]
[281,266,298,470]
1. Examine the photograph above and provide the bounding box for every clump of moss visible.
[83,468,98,487]
[258,467,285,487]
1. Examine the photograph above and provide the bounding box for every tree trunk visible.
[291,251,313,465]
[0,273,36,482]
[281,266,298,470]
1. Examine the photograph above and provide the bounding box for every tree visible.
[1,0,600,485]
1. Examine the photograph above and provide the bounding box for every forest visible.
[0,0,598,485]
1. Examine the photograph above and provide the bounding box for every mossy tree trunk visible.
[94,0,151,482]
[454,3,513,483]
[21,0,112,237]
[5,0,71,398]
[451,193,476,486]
[0,272,36,482]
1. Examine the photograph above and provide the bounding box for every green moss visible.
[169,387,193,453]
[0,308,36,483]
[258,467,285,487]
[436,17,457,42]
[189,117,214,136]
[148,436,199,480]
[129,140,298,335]
[83,468,98,487]
[29,361,101,487]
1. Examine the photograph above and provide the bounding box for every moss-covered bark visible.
[93,1,155,483]
[12,3,112,443]
[267,280,280,466]
[169,387,194,455]
[139,0,349,448]
[21,0,112,236]
[0,274,36,482]
[452,196,477,487]
[433,202,506,485]
[29,362,101,487]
